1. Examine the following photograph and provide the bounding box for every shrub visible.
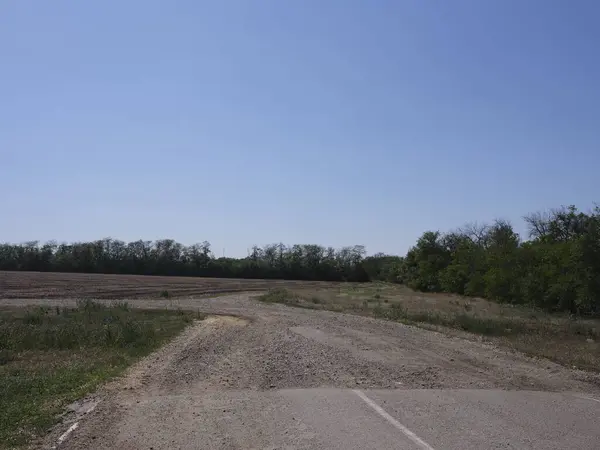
[257,288,299,305]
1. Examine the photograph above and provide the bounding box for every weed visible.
[257,288,300,305]
[453,314,523,336]
[372,303,385,318]
[387,303,408,321]
[23,309,44,325]
[567,321,599,339]
[0,349,15,366]
[160,290,170,298]
[113,301,130,311]
[407,310,442,324]
[0,303,201,448]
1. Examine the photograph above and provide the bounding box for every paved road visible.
[71,387,600,450]
[4,294,598,449]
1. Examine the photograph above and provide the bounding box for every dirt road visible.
[4,294,599,449]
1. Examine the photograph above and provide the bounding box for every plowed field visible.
[0,271,337,299]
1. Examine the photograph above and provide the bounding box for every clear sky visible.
[2,1,599,257]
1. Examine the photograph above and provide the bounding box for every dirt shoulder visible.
[4,294,599,395]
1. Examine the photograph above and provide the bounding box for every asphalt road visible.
[4,294,598,450]
[77,388,600,450]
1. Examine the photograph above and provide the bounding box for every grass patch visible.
[371,304,528,337]
[257,288,301,306]
[0,301,203,449]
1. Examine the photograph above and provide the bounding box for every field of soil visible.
[0,271,338,299]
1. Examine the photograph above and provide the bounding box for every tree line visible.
[0,240,370,282]
[2,203,598,314]
[393,204,600,315]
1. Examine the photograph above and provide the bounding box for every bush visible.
[257,288,300,305]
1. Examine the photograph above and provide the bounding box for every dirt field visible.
[0,271,340,299]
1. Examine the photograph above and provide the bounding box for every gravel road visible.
[4,294,599,449]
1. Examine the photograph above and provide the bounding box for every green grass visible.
[257,288,301,305]
[0,301,204,449]
[369,302,530,337]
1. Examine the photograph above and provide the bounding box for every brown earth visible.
[0,271,341,299]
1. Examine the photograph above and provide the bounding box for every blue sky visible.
[2,1,599,257]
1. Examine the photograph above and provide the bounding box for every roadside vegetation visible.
[0,301,203,449]
[395,205,600,315]
[258,285,600,372]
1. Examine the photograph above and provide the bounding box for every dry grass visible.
[261,283,600,372]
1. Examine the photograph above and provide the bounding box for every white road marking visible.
[52,422,79,449]
[574,394,600,404]
[352,390,435,450]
